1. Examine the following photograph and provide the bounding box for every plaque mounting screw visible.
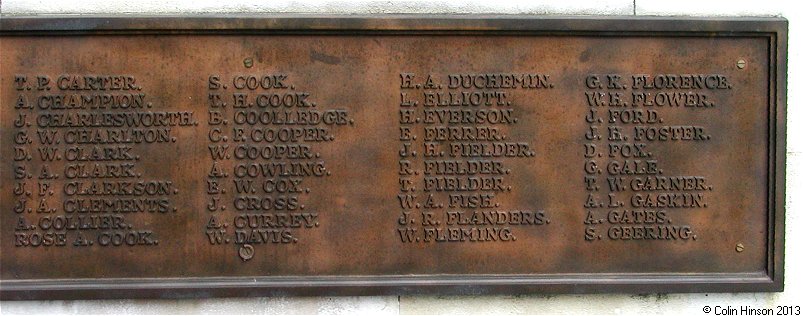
[239,244,255,261]
[737,59,746,69]
[735,243,745,252]
[244,58,254,68]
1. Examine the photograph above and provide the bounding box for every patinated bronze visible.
[0,16,787,299]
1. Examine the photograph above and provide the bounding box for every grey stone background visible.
[0,0,798,314]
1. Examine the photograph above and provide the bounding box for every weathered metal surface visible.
[0,16,787,299]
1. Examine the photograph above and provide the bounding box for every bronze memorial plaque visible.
[0,16,787,299]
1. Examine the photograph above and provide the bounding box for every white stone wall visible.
[0,0,798,314]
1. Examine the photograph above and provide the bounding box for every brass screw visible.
[736,243,745,252]
[737,59,746,69]
[244,58,253,68]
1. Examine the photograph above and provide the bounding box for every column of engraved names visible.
[10,74,195,249]
[397,73,551,244]
[582,74,724,242]
[205,74,354,261]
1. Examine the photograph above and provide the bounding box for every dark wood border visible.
[0,15,788,299]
